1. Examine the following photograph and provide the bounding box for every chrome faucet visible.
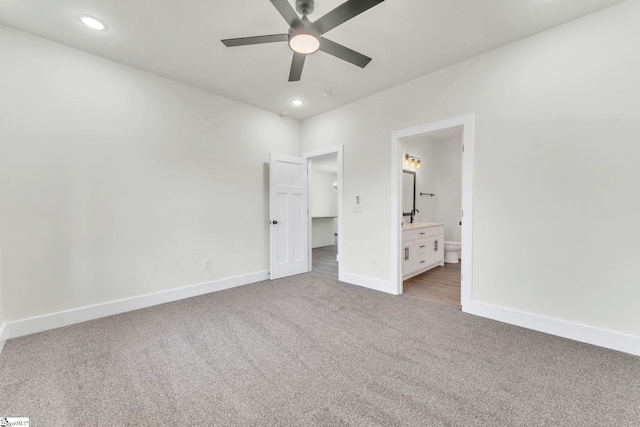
[410,208,419,223]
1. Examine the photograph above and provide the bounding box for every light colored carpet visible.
[1,274,639,426]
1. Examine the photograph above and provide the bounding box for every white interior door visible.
[269,152,309,280]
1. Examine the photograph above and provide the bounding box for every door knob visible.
[271,220,278,225]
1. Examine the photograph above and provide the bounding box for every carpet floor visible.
[1,274,639,426]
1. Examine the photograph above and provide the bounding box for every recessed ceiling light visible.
[78,15,108,31]
[323,91,334,98]
[291,99,304,106]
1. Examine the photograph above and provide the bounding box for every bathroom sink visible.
[403,222,427,228]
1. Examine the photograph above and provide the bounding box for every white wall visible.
[0,25,301,323]
[0,240,5,352]
[405,137,462,242]
[311,170,338,218]
[301,1,640,340]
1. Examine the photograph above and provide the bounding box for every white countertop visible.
[402,222,444,230]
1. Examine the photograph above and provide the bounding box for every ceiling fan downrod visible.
[296,0,315,16]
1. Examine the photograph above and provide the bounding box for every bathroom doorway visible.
[402,128,463,308]
[391,115,474,311]
[305,146,343,281]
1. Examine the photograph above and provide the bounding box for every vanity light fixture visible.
[78,15,108,31]
[404,154,422,170]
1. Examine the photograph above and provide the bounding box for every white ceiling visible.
[0,0,625,120]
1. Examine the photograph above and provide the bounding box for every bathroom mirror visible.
[402,170,416,216]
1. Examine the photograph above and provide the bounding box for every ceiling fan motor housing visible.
[296,0,315,16]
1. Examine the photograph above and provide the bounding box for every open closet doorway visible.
[305,146,343,281]
[391,115,474,311]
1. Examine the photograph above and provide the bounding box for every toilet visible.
[444,241,461,264]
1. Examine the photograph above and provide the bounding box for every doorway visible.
[391,115,474,310]
[402,129,463,308]
[305,146,344,281]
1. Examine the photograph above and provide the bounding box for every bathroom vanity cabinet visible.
[402,223,444,280]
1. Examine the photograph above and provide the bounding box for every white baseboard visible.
[340,272,396,295]
[3,270,269,341]
[0,323,6,355]
[4,272,636,358]
[464,300,640,357]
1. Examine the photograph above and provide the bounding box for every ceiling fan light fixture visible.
[221,0,383,81]
[288,29,320,54]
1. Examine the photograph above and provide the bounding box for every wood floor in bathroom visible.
[403,261,461,309]
[312,242,338,280]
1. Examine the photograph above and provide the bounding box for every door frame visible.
[304,145,344,281]
[390,115,474,309]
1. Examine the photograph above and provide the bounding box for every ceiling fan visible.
[221,0,385,82]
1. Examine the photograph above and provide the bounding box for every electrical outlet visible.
[354,205,363,213]
[372,257,378,267]
[204,259,212,270]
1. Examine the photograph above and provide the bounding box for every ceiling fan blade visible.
[312,0,385,35]
[288,53,306,82]
[221,34,288,47]
[319,38,372,68]
[270,0,303,28]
